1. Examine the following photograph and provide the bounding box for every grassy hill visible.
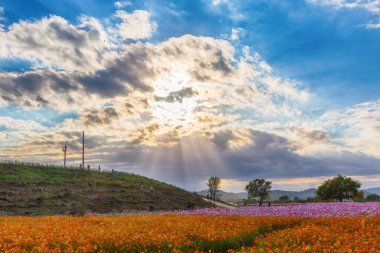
[0,162,213,215]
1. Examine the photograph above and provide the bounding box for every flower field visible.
[178,202,380,217]
[249,216,380,253]
[0,203,379,252]
[0,215,300,252]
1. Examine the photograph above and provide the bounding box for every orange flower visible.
[0,215,378,252]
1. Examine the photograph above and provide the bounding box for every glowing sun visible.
[151,71,198,125]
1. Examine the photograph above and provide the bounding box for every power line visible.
[62,144,67,168]
[82,131,85,169]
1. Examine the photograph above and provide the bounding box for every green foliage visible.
[279,195,290,202]
[245,179,272,206]
[316,174,361,202]
[242,198,257,206]
[366,193,380,202]
[353,190,365,202]
[305,197,316,203]
[207,177,221,201]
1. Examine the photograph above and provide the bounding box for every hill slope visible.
[0,162,213,215]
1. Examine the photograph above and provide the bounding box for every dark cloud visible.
[83,107,119,126]
[290,127,329,143]
[48,21,87,46]
[0,71,77,106]
[211,50,234,74]
[104,107,118,117]
[96,129,380,189]
[0,48,156,105]
[0,35,239,109]
[36,95,49,106]
[154,87,196,103]
[27,131,107,154]
[77,47,155,96]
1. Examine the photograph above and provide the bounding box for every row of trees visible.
[207,177,272,206]
[207,174,376,205]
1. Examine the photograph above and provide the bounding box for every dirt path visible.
[202,197,237,209]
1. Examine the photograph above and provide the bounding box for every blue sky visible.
[0,0,379,191]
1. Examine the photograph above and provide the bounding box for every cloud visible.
[0,27,312,168]
[115,10,157,40]
[114,1,132,9]
[0,116,47,131]
[0,6,5,23]
[82,107,119,126]
[207,0,246,21]
[320,99,380,157]
[307,0,380,28]
[0,15,112,72]
[0,30,308,123]
[230,28,242,41]
[75,128,380,190]
[4,10,378,191]
[365,21,380,28]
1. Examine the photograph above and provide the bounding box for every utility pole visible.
[62,145,67,168]
[82,131,85,169]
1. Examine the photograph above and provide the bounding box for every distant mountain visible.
[199,186,380,201]
[198,187,380,202]
[198,188,317,201]
[363,187,380,195]
[270,188,316,200]
[197,190,246,200]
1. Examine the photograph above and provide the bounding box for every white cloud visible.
[365,19,380,28]
[230,28,241,41]
[114,1,132,9]
[0,26,310,150]
[212,0,229,6]
[207,0,245,21]
[320,99,380,157]
[0,132,6,140]
[0,116,47,131]
[0,9,157,72]
[6,12,379,186]
[0,15,112,72]
[307,0,380,28]
[115,10,157,40]
[0,6,5,23]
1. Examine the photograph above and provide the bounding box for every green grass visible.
[0,162,213,215]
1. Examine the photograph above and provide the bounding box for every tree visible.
[316,175,361,202]
[353,190,365,202]
[279,195,290,202]
[245,179,272,206]
[207,177,221,201]
[366,193,380,202]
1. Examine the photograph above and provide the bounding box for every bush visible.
[366,193,380,202]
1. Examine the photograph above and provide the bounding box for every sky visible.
[0,0,379,192]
